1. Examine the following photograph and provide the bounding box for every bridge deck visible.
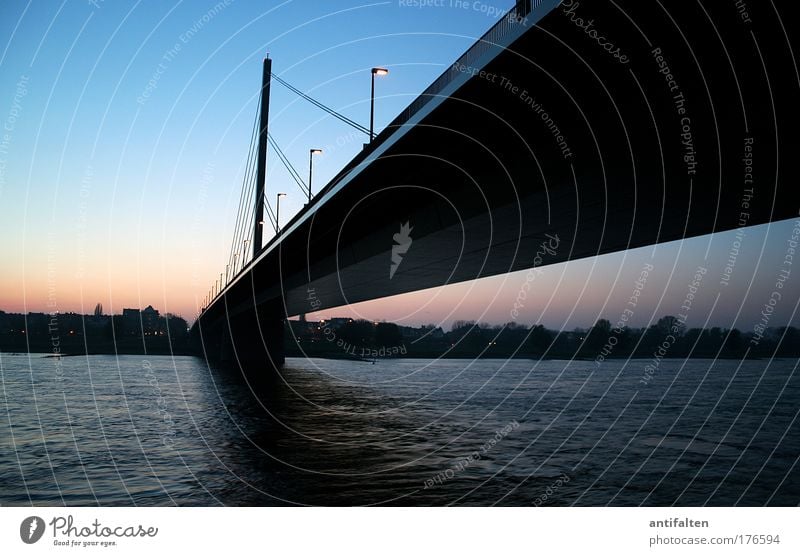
[195,0,799,362]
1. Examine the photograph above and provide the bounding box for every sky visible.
[0,0,798,334]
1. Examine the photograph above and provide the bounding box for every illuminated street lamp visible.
[370,67,389,141]
[276,192,287,233]
[308,149,323,203]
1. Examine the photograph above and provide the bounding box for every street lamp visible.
[275,192,287,233]
[308,149,322,203]
[370,67,389,141]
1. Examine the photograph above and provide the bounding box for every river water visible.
[0,354,797,506]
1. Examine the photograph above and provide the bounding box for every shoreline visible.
[3,349,769,362]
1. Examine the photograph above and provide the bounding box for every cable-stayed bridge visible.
[191,0,800,369]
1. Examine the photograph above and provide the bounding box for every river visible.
[0,354,797,506]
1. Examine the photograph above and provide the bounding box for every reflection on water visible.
[0,354,797,506]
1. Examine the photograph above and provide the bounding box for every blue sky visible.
[1,0,798,332]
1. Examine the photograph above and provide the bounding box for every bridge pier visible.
[196,299,285,372]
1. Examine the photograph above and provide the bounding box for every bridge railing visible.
[381,0,541,136]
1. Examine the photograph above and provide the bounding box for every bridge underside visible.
[196,0,799,366]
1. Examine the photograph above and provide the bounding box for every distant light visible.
[372,67,389,76]
[310,149,323,155]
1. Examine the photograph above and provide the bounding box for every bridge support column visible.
[195,300,285,375]
[227,300,285,371]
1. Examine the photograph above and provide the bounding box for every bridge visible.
[191,0,800,369]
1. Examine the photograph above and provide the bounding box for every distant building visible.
[122,308,141,337]
[119,306,172,337]
[141,305,160,335]
[324,317,352,330]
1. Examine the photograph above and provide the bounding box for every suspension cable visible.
[263,190,277,230]
[272,74,371,136]
[268,133,309,196]
[222,72,368,293]
[227,102,260,272]
[232,133,258,263]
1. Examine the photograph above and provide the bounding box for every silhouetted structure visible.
[0,307,189,355]
[194,0,800,371]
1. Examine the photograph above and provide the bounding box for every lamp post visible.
[370,67,389,141]
[276,192,287,233]
[308,149,322,203]
[257,216,266,252]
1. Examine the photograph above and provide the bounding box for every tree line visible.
[286,316,800,359]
